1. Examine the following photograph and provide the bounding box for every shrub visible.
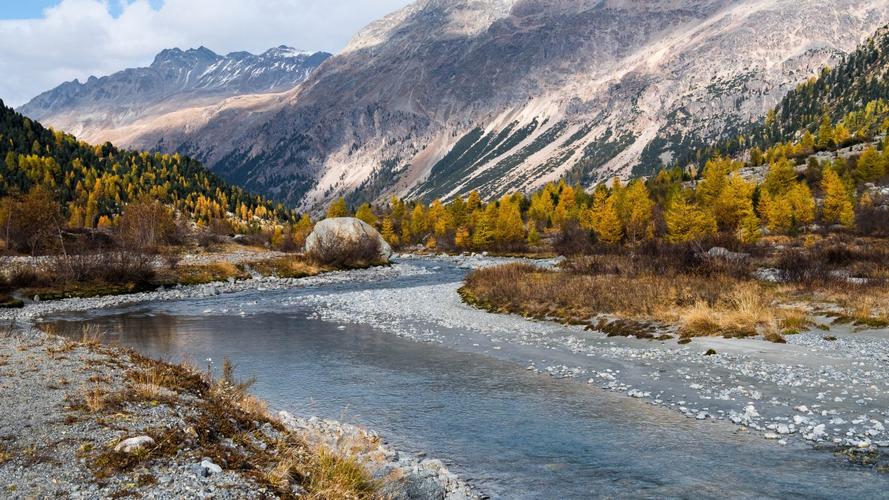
[48,252,155,285]
[115,199,177,253]
[554,220,594,256]
[307,232,382,268]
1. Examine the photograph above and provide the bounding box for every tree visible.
[763,157,797,195]
[528,189,555,227]
[821,168,855,228]
[116,198,176,253]
[355,203,378,226]
[494,198,525,246]
[466,191,482,212]
[620,180,653,243]
[409,203,429,238]
[380,217,398,247]
[293,214,314,248]
[712,173,754,231]
[9,186,64,255]
[326,197,349,218]
[455,226,471,249]
[786,182,816,228]
[737,208,762,244]
[592,195,623,245]
[816,114,834,149]
[527,224,541,246]
[665,197,716,243]
[472,203,497,248]
[553,184,577,227]
[855,147,886,182]
[759,191,793,234]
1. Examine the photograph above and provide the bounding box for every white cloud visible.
[0,0,412,107]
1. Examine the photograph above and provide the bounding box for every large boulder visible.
[305,217,392,264]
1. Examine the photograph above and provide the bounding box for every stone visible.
[706,247,750,261]
[305,217,392,263]
[114,436,155,453]
[200,459,223,476]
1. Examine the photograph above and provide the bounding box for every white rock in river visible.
[305,217,393,262]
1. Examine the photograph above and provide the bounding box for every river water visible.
[44,258,889,499]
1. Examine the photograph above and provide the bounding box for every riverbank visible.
[0,264,478,499]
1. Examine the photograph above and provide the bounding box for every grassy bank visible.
[0,252,338,304]
[460,235,889,342]
[0,324,383,498]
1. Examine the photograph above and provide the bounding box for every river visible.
[44,257,889,499]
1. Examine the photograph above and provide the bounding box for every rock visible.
[305,217,392,263]
[114,436,155,453]
[200,459,223,476]
[706,247,749,261]
[704,349,717,356]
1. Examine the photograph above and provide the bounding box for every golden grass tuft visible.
[84,384,107,413]
[80,324,105,347]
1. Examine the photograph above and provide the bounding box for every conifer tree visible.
[593,195,623,245]
[763,158,797,195]
[821,168,856,228]
[355,203,378,226]
[712,173,754,231]
[621,180,653,243]
[495,198,525,245]
[665,197,716,243]
[381,217,398,247]
[326,197,349,218]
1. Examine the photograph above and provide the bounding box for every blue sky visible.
[0,0,164,19]
[0,0,411,106]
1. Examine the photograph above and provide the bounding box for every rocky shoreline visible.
[0,262,479,499]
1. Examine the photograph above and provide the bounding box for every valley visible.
[3,0,889,498]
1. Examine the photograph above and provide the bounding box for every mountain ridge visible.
[17,45,331,143]
[17,0,889,212]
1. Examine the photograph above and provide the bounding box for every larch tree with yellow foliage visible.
[665,197,717,243]
[326,197,349,218]
[821,168,856,228]
[355,203,378,226]
[712,173,755,231]
[620,180,654,243]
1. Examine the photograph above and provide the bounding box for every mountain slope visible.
[0,99,293,227]
[24,1,889,212]
[18,46,330,144]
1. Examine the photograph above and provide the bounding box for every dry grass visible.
[463,236,889,340]
[778,308,814,334]
[248,256,327,279]
[462,262,780,339]
[166,262,250,286]
[83,384,107,413]
[299,447,377,499]
[80,324,104,347]
[59,340,381,497]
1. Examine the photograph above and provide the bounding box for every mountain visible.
[20,1,889,212]
[17,46,331,144]
[0,99,293,227]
